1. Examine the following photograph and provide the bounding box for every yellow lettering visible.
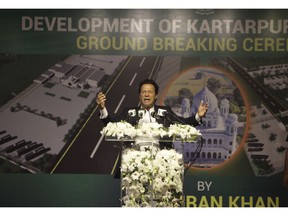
[186,196,223,207]
[255,197,266,207]
[76,36,147,51]
[243,37,288,52]
[153,37,163,51]
[153,37,238,52]
[211,196,223,207]
[243,38,254,51]
[186,195,197,207]
[76,36,88,49]
[267,197,279,207]
[241,196,253,207]
[198,196,210,207]
[229,196,240,207]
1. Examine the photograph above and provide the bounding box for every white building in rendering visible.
[174,86,241,167]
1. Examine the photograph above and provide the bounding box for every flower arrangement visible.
[135,122,167,138]
[121,147,184,207]
[167,123,202,141]
[100,121,202,207]
[100,121,136,139]
[101,121,201,141]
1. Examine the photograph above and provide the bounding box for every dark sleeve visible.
[182,114,201,126]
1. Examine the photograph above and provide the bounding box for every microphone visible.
[157,108,168,117]
[138,109,145,118]
[150,111,159,119]
[149,109,166,120]
[128,109,136,117]
[126,109,136,122]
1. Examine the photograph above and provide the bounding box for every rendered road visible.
[50,56,162,174]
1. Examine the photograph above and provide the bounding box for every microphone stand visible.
[164,110,186,125]
[184,136,204,174]
[163,110,204,174]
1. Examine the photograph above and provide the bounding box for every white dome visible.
[182,98,190,106]
[228,113,238,122]
[221,98,229,107]
[192,86,219,114]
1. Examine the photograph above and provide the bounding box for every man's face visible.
[139,83,157,109]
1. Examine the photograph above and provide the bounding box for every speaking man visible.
[97,79,208,127]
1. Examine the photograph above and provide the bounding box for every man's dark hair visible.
[138,79,159,94]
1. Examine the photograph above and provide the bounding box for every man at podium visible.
[96,78,208,207]
[97,78,208,128]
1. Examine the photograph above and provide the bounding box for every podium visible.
[102,122,202,207]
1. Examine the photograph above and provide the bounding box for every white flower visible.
[168,123,202,141]
[100,121,136,139]
[135,122,167,138]
[101,121,201,207]
[101,121,201,141]
[121,148,184,207]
